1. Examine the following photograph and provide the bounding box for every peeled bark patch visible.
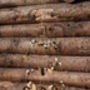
[0,2,90,24]
[0,38,89,55]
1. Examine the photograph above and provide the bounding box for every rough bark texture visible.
[0,0,75,8]
[64,0,75,3]
[0,38,89,55]
[0,54,90,72]
[0,22,90,37]
[0,81,88,90]
[0,82,25,90]
[0,68,90,88]
[0,2,90,25]
[0,1,89,89]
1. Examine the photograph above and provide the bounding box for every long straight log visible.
[0,2,90,24]
[0,38,89,55]
[0,0,75,8]
[0,22,90,37]
[0,54,90,72]
[0,81,88,90]
[0,82,25,90]
[0,68,90,88]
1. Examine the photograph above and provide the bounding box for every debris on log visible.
[0,68,90,88]
[0,81,88,90]
[0,0,90,89]
[0,2,90,24]
[0,54,90,72]
[0,38,89,55]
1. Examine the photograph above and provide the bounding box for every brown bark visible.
[0,54,90,72]
[0,0,75,8]
[0,82,25,90]
[0,2,90,24]
[0,81,88,90]
[0,68,90,88]
[64,0,75,3]
[0,22,90,37]
[0,38,89,55]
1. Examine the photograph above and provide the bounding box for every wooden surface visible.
[0,1,90,90]
[0,22,90,37]
[0,2,90,24]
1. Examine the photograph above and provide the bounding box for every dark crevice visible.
[41,68,45,76]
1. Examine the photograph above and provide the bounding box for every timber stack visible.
[0,0,90,90]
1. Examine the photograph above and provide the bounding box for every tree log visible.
[64,0,75,3]
[0,82,25,90]
[0,0,75,8]
[0,22,90,37]
[0,54,90,72]
[0,2,90,24]
[0,81,88,90]
[0,68,90,88]
[0,38,89,55]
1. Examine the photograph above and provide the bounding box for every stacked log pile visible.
[0,0,90,90]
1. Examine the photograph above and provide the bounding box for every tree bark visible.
[0,0,75,8]
[0,38,89,55]
[0,22,90,37]
[0,2,90,24]
[0,81,88,90]
[0,68,90,88]
[0,82,25,90]
[64,0,75,3]
[0,54,90,72]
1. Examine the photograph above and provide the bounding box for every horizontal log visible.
[64,0,75,3]
[0,0,75,8]
[0,81,88,90]
[0,68,90,88]
[0,82,25,90]
[0,2,90,24]
[0,38,89,55]
[0,54,90,72]
[0,22,90,37]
